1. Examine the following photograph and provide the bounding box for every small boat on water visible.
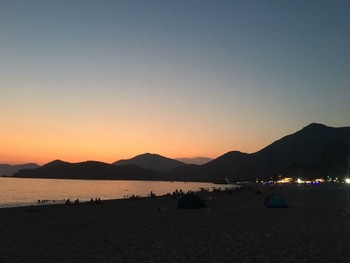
[213,178,230,184]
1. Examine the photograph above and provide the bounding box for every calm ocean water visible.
[0,177,232,208]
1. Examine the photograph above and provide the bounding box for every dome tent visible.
[177,194,206,209]
[265,194,289,208]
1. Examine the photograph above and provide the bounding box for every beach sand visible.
[1,184,350,262]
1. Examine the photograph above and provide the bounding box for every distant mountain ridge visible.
[13,160,161,180]
[166,123,350,182]
[0,163,39,176]
[176,157,213,165]
[113,153,185,171]
[10,123,350,182]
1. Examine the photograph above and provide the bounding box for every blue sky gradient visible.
[1,0,349,164]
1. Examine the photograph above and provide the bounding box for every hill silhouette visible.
[13,160,161,180]
[248,123,350,179]
[0,163,39,176]
[10,123,350,182]
[176,157,213,165]
[113,153,185,171]
[166,123,350,181]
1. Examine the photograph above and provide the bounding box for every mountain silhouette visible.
[9,123,350,182]
[0,163,39,176]
[248,123,350,179]
[176,157,213,165]
[166,123,350,181]
[113,153,185,171]
[12,160,161,180]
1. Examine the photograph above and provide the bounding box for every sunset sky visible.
[1,0,349,165]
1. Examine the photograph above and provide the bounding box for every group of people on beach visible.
[128,191,156,199]
[39,186,245,206]
[63,198,102,205]
[37,199,63,204]
[64,199,80,205]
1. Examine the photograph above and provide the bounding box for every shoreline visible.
[1,185,350,262]
[0,185,235,210]
[0,177,238,209]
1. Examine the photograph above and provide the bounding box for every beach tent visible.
[265,195,289,208]
[177,194,206,209]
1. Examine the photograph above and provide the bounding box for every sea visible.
[0,177,233,208]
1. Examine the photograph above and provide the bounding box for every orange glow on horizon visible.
[0,139,265,165]
[0,108,279,165]
[0,128,268,165]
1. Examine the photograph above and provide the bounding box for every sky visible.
[1,0,349,165]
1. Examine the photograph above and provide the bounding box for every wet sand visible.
[1,184,350,262]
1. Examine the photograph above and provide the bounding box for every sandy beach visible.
[1,184,350,263]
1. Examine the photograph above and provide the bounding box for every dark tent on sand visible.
[265,194,289,208]
[177,194,206,209]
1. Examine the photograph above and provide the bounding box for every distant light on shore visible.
[345,178,350,184]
